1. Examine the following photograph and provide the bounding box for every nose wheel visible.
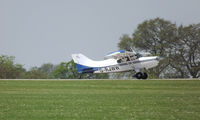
[134,72,148,79]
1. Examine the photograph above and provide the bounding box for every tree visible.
[118,18,200,78]
[13,64,26,78]
[132,18,177,56]
[169,24,200,78]
[38,63,57,78]
[118,34,133,51]
[25,67,49,79]
[118,18,177,78]
[0,55,26,79]
[52,60,80,79]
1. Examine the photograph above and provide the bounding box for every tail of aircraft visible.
[72,53,117,73]
[72,54,94,66]
[71,54,98,73]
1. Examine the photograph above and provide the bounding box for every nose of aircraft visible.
[156,56,164,61]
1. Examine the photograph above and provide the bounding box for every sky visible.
[1,0,200,69]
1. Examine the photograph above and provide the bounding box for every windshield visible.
[136,53,142,58]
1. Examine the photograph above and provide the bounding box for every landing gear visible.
[135,72,143,79]
[133,72,148,79]
[142,72,148,79]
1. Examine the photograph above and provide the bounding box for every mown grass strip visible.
[0,80,200,120]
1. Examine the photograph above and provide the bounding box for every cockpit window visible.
[117,59,122,63]
[136,53,142,58]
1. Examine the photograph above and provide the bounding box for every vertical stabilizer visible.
[71,54,96,73]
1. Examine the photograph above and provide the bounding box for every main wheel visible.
[136,72,143,79]
[142,72,148,79]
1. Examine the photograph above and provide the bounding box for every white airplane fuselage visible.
[93,56,159,73]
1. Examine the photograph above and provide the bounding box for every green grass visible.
[0,80,200,120]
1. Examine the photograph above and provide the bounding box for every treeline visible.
[0,55,109,79]
[118,18,200,78]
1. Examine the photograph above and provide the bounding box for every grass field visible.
[0,80,200,120]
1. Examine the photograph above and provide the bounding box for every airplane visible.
[71,50,163,79]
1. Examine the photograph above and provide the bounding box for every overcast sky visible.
[1,0,200,69]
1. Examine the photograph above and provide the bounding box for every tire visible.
[142,72,148,79]
[136,72,143,79]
